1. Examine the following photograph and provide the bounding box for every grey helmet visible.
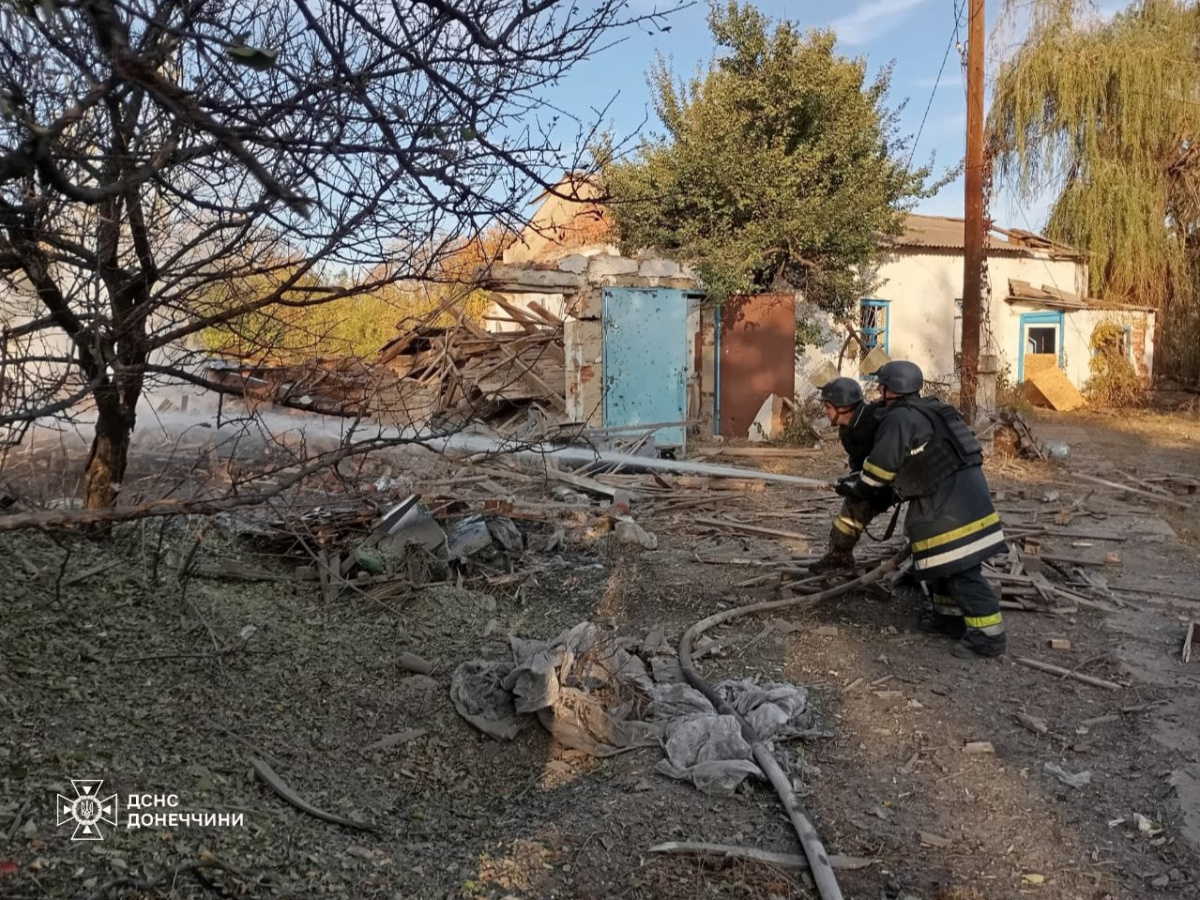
[818,377,864,408]
[873,360,924,395]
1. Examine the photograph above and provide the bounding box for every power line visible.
[908,0,968,170]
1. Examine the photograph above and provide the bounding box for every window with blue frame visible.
[859,299,890,359]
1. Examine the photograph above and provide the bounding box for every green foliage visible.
[602,1,937,312]
[199,234,504,364]
[1085,319,1145,408]
[794,314,826,354]
[989,0,1200,380]
[200,278,490,364]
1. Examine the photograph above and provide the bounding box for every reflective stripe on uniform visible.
[834,515,864,535]
[863,459,896,482]
[964,612,1005,635]
[933,594,961,616]
[912,512,1001,552]
[913,529,1006,571]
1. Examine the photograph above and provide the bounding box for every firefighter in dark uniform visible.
[837,360,1008,659]
[810,377,890,573]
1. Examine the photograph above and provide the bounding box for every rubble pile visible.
[377,304,566,433]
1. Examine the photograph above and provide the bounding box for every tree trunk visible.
[84,399,136,509]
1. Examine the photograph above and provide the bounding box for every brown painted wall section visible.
[719,293,796,438]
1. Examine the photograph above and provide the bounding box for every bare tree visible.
[0,0,680,508]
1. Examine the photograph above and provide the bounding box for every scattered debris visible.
[446,515,495,560]
[1183,621,1198,664]
[1074,472,1192,510]
[1045,762,1093,789]
[749,393,786,441]
[1134,813,1164,836]
[1015,712,1049,735]
[1013,656,1122,691]
[448,622,814,796]
[396,653,434,676]
[919,832,953,848]
[614,516,658,550]
[376,314,567,429]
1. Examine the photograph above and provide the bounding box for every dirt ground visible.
[3,408,1200,900]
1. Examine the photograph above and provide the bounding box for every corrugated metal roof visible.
[889,214,1084,258]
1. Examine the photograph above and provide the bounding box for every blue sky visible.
[538,0,1119,233]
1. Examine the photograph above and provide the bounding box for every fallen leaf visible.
[1022,873,1046,884]
[919,831,953,848]
[0,861,17,877]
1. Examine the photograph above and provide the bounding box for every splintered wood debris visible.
[376,299,566,431]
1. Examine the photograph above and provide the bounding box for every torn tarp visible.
[450,623,815,796]
[649,679,815,796]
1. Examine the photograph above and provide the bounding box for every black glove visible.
[834,475,860,499]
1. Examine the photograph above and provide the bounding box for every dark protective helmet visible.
[874,360,924,395]
[818,377,864,408]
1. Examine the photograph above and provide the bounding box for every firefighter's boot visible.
[916,609,967,638]
[951,628,1008,659]
[916,591,966,639]
[809,527,858,575]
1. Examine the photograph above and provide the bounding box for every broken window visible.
[859,299,890,359]
[1026,326,1057,355]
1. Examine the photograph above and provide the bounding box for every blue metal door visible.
[602,287,687,447]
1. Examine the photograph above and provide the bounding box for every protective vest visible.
[839,400,885,472]
[891,398,982,500]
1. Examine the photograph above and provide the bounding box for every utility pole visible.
[960,0,985,424]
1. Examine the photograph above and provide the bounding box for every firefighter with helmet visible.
[810,376,890,574]
[830,360,1008,659]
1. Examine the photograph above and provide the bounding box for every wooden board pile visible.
[376,298,567,431]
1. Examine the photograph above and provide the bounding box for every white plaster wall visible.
[793,299,845,396]
[871,250,1088,386]
[485,292,570,333]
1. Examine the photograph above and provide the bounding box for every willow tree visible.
[988,0,1200,380]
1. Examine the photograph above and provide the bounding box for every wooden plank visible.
[1074,472,1191,509]
[527,300,564,325]
[1013,656,1122,691]
[545,467,619,499]
[694,517,810,542]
